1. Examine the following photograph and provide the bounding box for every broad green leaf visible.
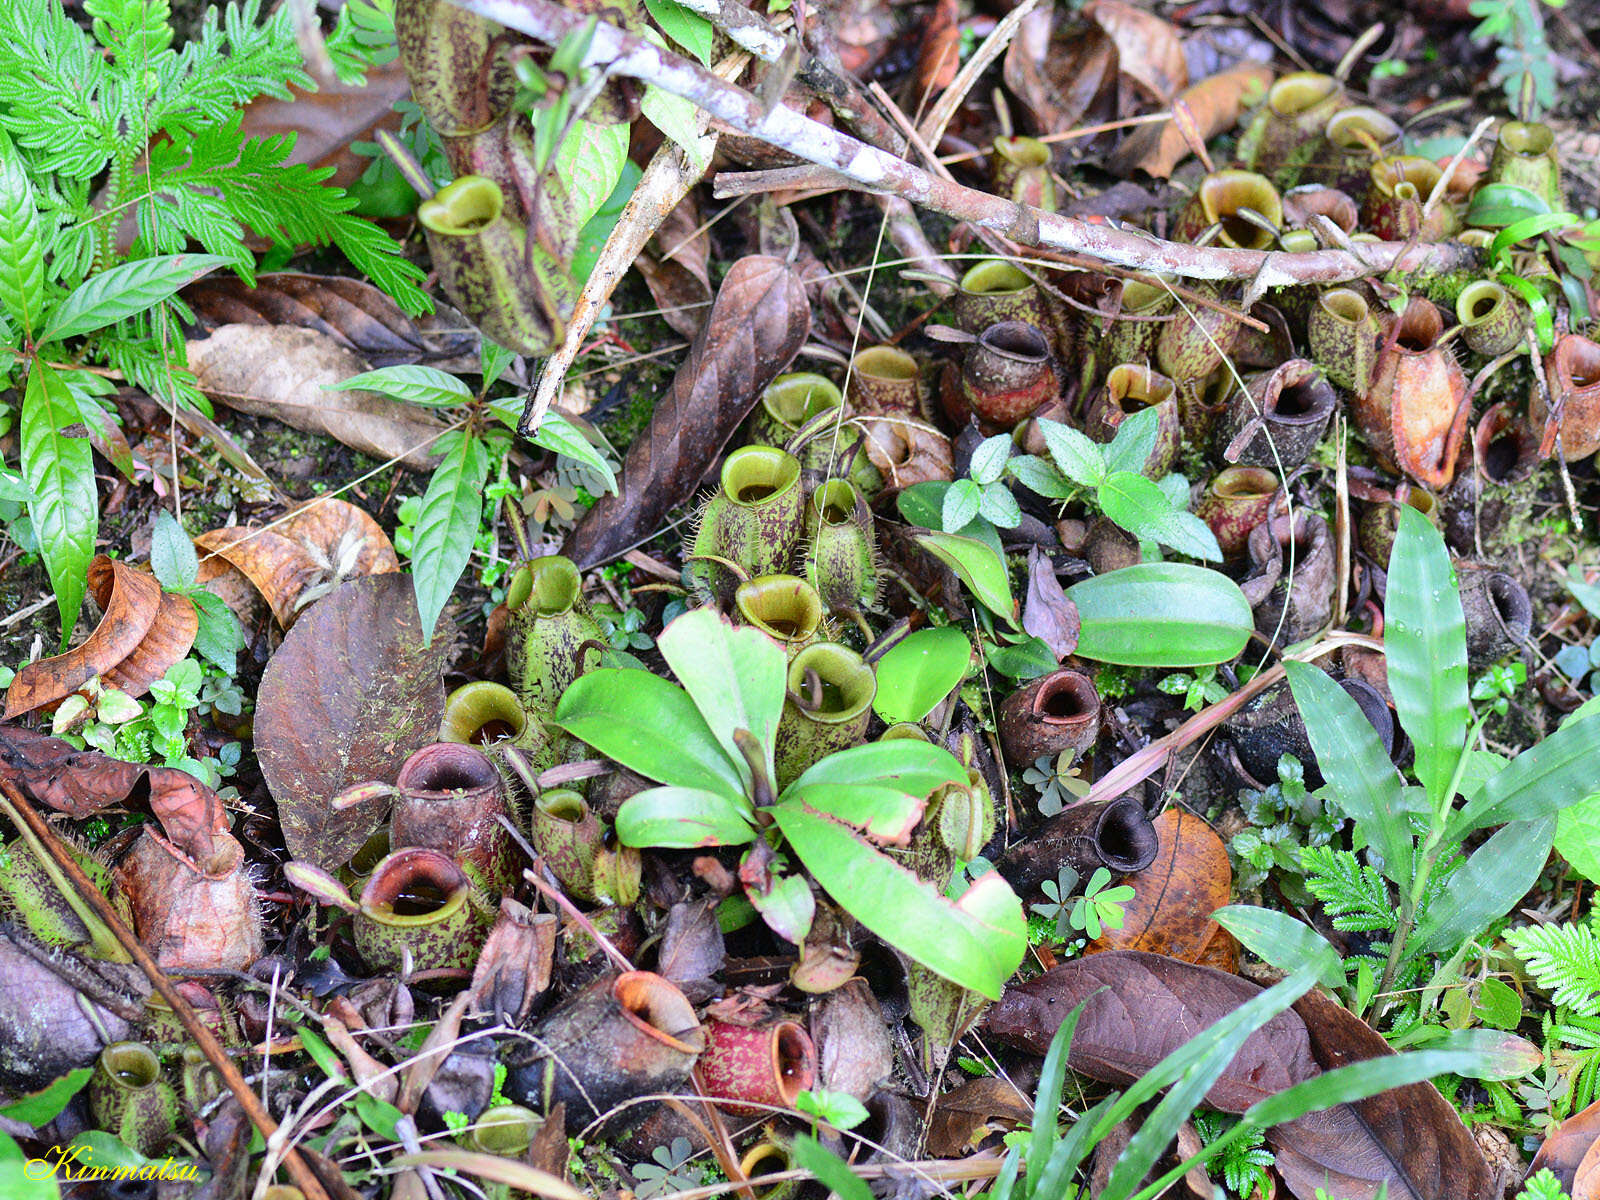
[1039,419,1105,487]
[644,0,714,63]
[977,482,1021,529]
[1005,453,1075,500]
[1490,211,1578,265]
[22,362,97,646]
[969,435,1012,485]
[1100,965,1321,1200]
[1567,567,1600,619]
[785,738,966,799]
[409,431,489,645]
[0,1066,91,1125]
[791,1135,874,1200]
[1465,181,1550,226]
[356,1091,405,1140]
[189,589,244,675]
[1386,506,1469,810]
[61,369,135,481]
[555,668,747,796]
[1212,905,1345,988]
[870,626,970,723]
[942,478,982,531]
[1067,563,1251,666]
[1097,470,1222,561]
[771,804,1024,998]
[552,119,629,236]
[1416,816,1555,954]
[1458,710,1600,835]
[149,508,198,591]
[657,607,786,789]
[910,530,1016,625]
[778,784,926,843]
[641,84,710,174]
[528,411,617,496]
[0,1129,60,1200]
[330,365,473,407]
[0,129,44,338]
[1102,405,1160,476]
[40,253,230,344]
[570,157,644,288]
[1285,661,1414,888]
[616,786,757,847]
[984,635,1057,680]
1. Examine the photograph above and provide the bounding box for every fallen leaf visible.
[633,195,713,342]
[186,324,448,470]
[1004,6,1119,137]
[1022,545,1079,660]
[1529,1097,1600,1193]
[255,574,452,870]
[184,273,476,368]
[563,255,810,569]
[1108,65,1275,179]
[915,0,961,102]
[1086,0,1187,103]
[1267,988,1495,1200]
[657,898,726,983]
[4,557,194,718]
[237,64,412,193]
[1091,808,1231,962]
[925,1075,1034,1157]
[985,950,1315,1112]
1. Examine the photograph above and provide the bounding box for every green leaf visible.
[1567,566,1600,618]
[22,362,97,647]
[409,431,489,645]
[984,635,1057,680]
[643,0,714,63]
[784,739,966,799]
[870,626,972,723]
[1386,506,1469,810]
[942,478,982,532]
[791,1135,873,1200]
[1490,211,1578,266]
[1066,563,1251,666]
[528,411,617,496]
[552,120,628,236]
[0,129,43,338]
[569,157,645,287]
[657,607,787,790]
[969,435,1012,486]
[1097,471,1222,561]
[1006,453,1075,500]
[616,786,757,847]
[1416,816,1555,954]
[149,509,198,591]
[555,668,747,795]
[40,253,230,344]
[1212,905,1345,988]
[330,365,473,407]
[746,870,814,943]
[1498,271,1554,353]
[641,84,709,174]
[189,589,244,675]
[1459,710,1600,835]
[1039,419,1105,487]
[0,1129,62,1200]
[910,530,1016,625]
[778,784,927,843]
[1466,181,1550,227]
[0,1066,91,1125]
[1285,661,1414,888]
[771,804,1024,999]
[1102,405,1160,476]
[1027,999,1089,1199]
[356,1091,405,1140]
[978,482,1022,529]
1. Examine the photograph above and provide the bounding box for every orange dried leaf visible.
[1108,65,1274,179]
[1091,808,1230,962]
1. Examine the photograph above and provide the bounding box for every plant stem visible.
[457,0,1481,296]
[732,728,776,808]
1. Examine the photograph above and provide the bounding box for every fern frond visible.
[1300,845,1396,933]
[1507,921,1600,1017]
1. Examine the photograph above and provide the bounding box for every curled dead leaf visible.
[186,324,449,470]
[1003,6,1119,136]
[634,195,713,342]
[4,557,195,719]
[1529,1097,1600,1193]
[1085,0,1188,103]
[1108,65,1275,179]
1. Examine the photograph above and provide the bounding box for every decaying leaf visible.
[1529,1097,1600,1194]
[1091,808,1230,961]
[1022,545,1079,660]
[925,1075,1033,1158]
[115,826,262,971]
[563,255,811,568]
[184,272,477,368]
[1085,0,1188,103]
[1108,65,1275,178]
[236,63,412,193]
[5,556,195,718]
[985,949,1315,1112]
[255,574,452,870]
[186,324,449,470]
[196,497,400,628]
[1267,988,1495,1200]
[633,195,713,342]
[1003,5,1119,136]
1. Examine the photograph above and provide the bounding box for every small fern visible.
[1507,920,1600,1017]
[1517,1167,1573,1200]
[1300,846,1397,933]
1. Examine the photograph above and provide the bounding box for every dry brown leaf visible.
[634,195,713,341]
[4,557,195,718]
[115,826,262,971]
[186,324,448,470]
[196,528,324,629]
[1108,65,1274,178]
[1530,1097,1600,1194]
[277,497,402,577]
[237,64,411,193]
[1086,0,1187,103]
[184,272,477,369]
[925,1076,1033,1157]
[1091,808,1230,961]
[915,0,961,102]
[1003,6,1119,136]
